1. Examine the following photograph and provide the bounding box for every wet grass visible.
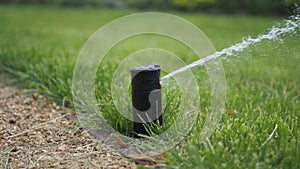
[0,5,299,168]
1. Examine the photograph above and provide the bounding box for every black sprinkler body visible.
[130,64,162,136]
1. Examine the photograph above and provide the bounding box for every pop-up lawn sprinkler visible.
[130,64,162,136]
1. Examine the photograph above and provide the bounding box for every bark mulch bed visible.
[0,86,137,168]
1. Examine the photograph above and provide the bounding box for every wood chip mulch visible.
[0,86,136,168]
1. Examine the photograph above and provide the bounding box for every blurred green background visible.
[1,0,300,15]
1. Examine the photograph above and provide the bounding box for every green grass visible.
[0,5,299,168]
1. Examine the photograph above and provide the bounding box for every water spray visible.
[162,14,300,80]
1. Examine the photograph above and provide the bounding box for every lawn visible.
[0,5,299,168]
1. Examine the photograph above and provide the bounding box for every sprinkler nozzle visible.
[130,64,162,136]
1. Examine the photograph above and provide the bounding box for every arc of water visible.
[162,14,300,80]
